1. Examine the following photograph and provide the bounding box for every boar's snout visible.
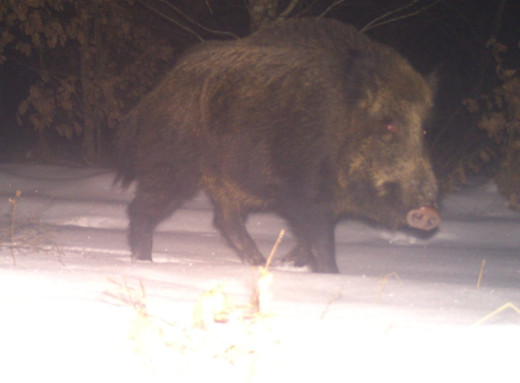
[406,206,440,231]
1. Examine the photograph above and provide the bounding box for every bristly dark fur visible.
[115,17,439,273]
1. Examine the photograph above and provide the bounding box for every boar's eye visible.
[385,124,398,134]
[381,123,399,143]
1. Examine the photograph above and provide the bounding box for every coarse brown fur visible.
[115,17,439,273]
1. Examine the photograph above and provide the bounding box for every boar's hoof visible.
[282,245,312,268]
[406,206,440,231]
[130,246,153,261]
[133,253,153,262]
[244,251,267,266]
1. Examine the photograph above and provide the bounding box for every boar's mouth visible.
[379,181,440,231]
[341,179,440,231]
[406,206,440,231]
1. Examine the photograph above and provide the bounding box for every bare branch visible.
[361,0,420,32]
[279,0,302,19]
[296,0,324,18]
[153,0,239,39]
[319,0,348,18]
[137,0,239,41]
[137,0,204,41]
[361,0,440,33]
[204,0,214,15]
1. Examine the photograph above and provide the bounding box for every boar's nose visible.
[406,206,440,231]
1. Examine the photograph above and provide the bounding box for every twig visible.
[376,272,402,302]
[319,0,347,18]
[320,288,343,320]
[8,190,22,265]
[473,302,520,326]
[476,258,486,289]
[104,277,147,315]
[252,229,285,315]
[265,228,285,271]
[138,0,238,41]
[279,0,304,18]
[137,0,205,41]
[361,0,440,33]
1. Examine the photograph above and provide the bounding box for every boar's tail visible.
[113,116,137,188]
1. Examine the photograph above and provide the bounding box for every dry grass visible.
[476,258,486,289]
[474,302,520,325]
[1,190,64,264]
[102,230,288,381]
[102,276,283,380]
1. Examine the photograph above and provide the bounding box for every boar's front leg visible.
[211,198,266,266]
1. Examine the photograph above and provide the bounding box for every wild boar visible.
[115,17,440,273]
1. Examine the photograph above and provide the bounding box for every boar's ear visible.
[343,50,378,104]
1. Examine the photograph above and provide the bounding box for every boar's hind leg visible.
[212,199,266,266]
[128,176,198,261]
[283,243,311,268]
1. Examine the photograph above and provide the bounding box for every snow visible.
[0,164,519,382]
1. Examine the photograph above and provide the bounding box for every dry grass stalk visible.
[103,277,164,354]
[7,190,21,264]
[193,285,232,329]
[265,228,285,270]
[474,302,520,325]
[320,288,343,320]
[104,277,148,315]
[2,190,65,264]
[376,272,402,302]
[252,229,285,315]
[476,258,486,289]
[193,229,286,329]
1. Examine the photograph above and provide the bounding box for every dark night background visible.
[0,0,519,203]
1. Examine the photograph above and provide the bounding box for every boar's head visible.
[336,48,440,231]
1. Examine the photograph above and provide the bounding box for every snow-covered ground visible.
[0,164,519,382]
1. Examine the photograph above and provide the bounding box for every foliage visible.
[1,0,449,164]
[1,0,176,163]
[462,39,520,209]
